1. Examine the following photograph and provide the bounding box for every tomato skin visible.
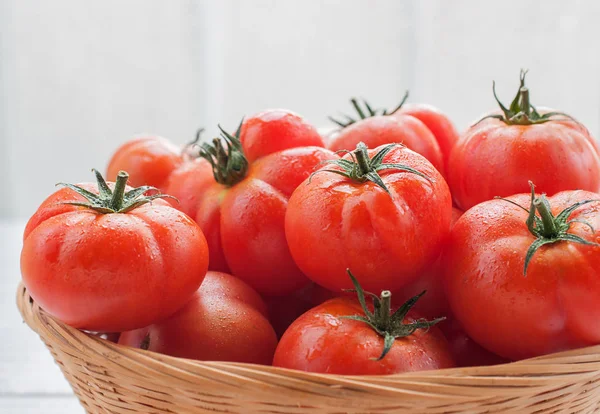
[398,103,459,166]
[106,136,184,192]
[21,184,209,332]
[273,297,454,374]
[196,146,339,296]
[119,272,277,364]
[443,190,600,360]
[285,145,451,293]
[240,109,325,163]
[448,116,600,210]
[327,116,444,175]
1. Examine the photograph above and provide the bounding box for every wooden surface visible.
[1,219,84,413]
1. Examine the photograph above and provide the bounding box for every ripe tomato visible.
[440,317,509,367]
[119,271,277,364]
[106,135,187,192]
[328,97,458,176]
[240,109,325,162]
[448,71,600,210]
[398,103,459,167]
[328,99,444,175]
[286,142,451,294]
[192,126,338,295]
[273,271,454,374]
[21,170,209,332]
[392,207,463,319]
[443,182,600,360]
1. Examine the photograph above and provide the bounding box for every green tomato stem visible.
[354,143,372,176]
[379,290,392,329]
[110,171,129,211]
[534,196,558,238]
[519,87,531,115]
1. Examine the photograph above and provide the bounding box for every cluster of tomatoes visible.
[20,71,600,375]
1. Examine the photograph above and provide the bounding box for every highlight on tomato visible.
[327,94,459,175]
[188,123,337,295]
[273,270,454,375]
[448,70,600,210]
[286,141,452,294]
[443,181,600,360]
[21,169,209,332]
[119,271,278,365]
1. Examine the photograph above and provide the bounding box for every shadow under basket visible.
[16,283,600,414]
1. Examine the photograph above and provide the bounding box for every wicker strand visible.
[16,284,600,414]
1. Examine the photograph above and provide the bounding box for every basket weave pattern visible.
[16,283,600,413]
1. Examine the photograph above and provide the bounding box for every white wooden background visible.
[1,1,600,413]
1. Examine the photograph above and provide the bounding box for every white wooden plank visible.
[209,0,418,129]
[0,220,73,394]
[1,0,206,218]
[412,0,600,136]
[0,397,83,414]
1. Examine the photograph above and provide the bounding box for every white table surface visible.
[1,219,84,413]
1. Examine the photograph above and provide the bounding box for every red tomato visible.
[21,170,209,332]
[443,182,600,360]
[328,116,444,175]
[193,127,338,295]
[448,71,600,210]
[240,109,325,162]
[119,271,277,364]
[328,98,458,176]
[106,136,185,192]
[392,207,463,319]
[119,272,277,365]
[398,103,459,166]
[273,271,454,374]
[286,142,451,293]
[440,317,509,367]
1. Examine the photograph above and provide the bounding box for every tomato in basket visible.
[239,109,325,162]
[448,70,600,210]
[273,270,455,374]
[106,132,201,192]
[285,142,452,294]
[21,169,209,332]
[327,96,458,176]
[443,182,600,360]
[181,124,337,294]
[119,271,278,365]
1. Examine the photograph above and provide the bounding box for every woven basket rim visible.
[16,281,600,381]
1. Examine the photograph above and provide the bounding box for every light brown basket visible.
[16,283,600,414]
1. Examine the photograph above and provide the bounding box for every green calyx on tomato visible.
[499,181,599,275]
[342,269,445,361]
[478,69,572,126]
[312,142,430,193]
[198,122,249,186]
[329,92,410,128]
[58,169,172,214]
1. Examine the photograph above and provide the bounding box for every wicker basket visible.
[16,283,600,414]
